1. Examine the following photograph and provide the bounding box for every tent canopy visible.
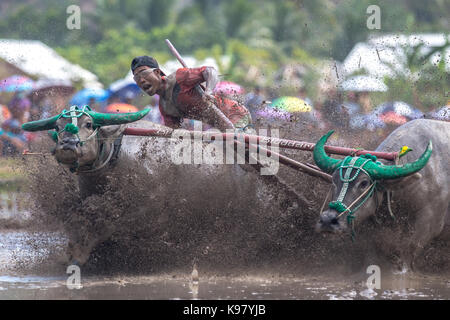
[0,39,102,88]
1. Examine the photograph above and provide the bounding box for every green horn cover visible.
[87,108,150,126]
[21,107,151,132]
[364,141,432,180]
[22,114,60,132]
[313,130,432,180]
[313,130,342,174]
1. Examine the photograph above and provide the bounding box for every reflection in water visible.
[0,191,30,226]
[189,260,199,299]
[189,280,199,299]
[0,232,448,300]
[0,273,449,300]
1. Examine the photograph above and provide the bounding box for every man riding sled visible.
[131,55,312,208]
[131,55,252,132]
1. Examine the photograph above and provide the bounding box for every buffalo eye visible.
[359,180,369,189]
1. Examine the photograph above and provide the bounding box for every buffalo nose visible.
[320,210,339,226]
[61,137,80,149]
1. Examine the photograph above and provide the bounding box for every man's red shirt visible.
[159,67,249,127]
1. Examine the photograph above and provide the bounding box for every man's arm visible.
[201,68,236,131]
[176,66,218,92]
[176,66,235,131]
[201,67,219,95]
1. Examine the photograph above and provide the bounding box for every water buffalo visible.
[22,105,308,266]
[22,105,151,264]
[22,105,151,197]
[313,119,449,269]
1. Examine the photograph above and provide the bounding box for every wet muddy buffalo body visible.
[22,115,307,269]
[314,120,449,270]
[17,117,450,276]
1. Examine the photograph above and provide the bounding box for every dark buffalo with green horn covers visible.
[20,105,151,265]
[313,119,449,270]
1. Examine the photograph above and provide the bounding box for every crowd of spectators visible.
[1,84,448,157]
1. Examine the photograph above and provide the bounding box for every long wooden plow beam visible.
[252,144,333,182]
[226,137,332,182]
[123,127,399,161]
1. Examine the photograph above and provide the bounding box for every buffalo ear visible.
[381,172,422,191]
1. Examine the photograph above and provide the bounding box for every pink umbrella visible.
[0,75,34,92]
[213,81,244,96]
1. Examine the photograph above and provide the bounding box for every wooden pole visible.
[123,127,399,161]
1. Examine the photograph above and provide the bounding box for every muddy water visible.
[1,273,449,300]
[1,124,448,300]
[0,231,449,300]
[0,188,31,228]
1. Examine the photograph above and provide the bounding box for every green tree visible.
[331,0,412,61]
[223,0,254,38]
[404,0,450,27]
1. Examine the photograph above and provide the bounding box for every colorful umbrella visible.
[256,107,292,121]
[0,75,34,92]
[213,81,245,96]
[105,103,139,113]
[8,96,31,113]
[269,96,312,113]
[350,113,386,131]
[375,101,423,120]
[69,88,110,107]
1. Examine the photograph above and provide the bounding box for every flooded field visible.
[0,129,448,300]
[0,230,449,300]
[1,273,449,300]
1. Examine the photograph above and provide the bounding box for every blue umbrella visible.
[69,88,110,107]
[114,83,141,101]
[109,77,141,101]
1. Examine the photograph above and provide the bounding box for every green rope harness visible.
[48,105,98,146]
[60,105,93,120]
[329,154,379,241]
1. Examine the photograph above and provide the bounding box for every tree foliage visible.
[0,0,447,107]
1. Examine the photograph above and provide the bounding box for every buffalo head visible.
[22,106,149,170]
[313,131,432,235]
